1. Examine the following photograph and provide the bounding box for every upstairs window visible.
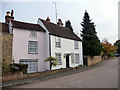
[75,54,80,64]
[55,37,61,47]
[74,41,79,49]
[55,53,62,65]
[30,30,37,38]
[28,41,38,54]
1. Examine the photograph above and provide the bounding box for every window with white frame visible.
[75,54,80,64]
[55,37,61,47]
[28,41,38,54]
[20,60,38,73]
[30,30,37,37]
[55,53,62,65]
[74,41,79,49]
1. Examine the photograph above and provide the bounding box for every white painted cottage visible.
[38,18,83,70]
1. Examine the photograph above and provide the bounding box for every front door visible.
[66,54,70,67]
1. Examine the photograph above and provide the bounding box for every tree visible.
[101,39,112,54]
[65,20,73,31]
[45,56,58,70]
[81,11,101,57]
[101,39,118,57]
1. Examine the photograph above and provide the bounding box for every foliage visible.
[10,63,28,74]
[81,11,101,57]
[2,61,9,74]
[45,56,58,70]
[101,39,112,54]
[101,39,118,54]
[65,20,73,31]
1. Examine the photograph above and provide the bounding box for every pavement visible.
[2,58,111,88]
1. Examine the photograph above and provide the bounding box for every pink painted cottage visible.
[5,10,47,73]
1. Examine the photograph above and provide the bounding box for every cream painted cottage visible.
[37,18,83,70]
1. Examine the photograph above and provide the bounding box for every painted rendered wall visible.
[37,19,50,70]
[50,35,83,70]
[12,28,46,72]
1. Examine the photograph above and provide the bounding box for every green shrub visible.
[2,62,9,74]
[110,53,115,57]
[10,63,28,74]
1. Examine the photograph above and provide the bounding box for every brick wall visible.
[86,56,101,66]
[2,33,13,65]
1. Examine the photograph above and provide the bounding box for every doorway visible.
[66,54,70,68]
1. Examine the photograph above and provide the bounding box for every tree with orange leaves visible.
[101,39,112,54]
[101,39,118,56]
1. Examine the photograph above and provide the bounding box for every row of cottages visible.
[4,10,83,73]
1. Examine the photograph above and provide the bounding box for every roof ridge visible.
[11,20,39,25]
[39,18,71,30]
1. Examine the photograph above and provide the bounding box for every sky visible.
[1,0,119,44]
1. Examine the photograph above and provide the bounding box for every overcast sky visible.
[1,0,119,44]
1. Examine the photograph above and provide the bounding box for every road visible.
[12,58,118,88]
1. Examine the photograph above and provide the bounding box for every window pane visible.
[30,30,37,37]
[56,53,62,64]
[75,54,80,64]
[29,41,38,53]
[55,37,61,47]
[74,41,79,49]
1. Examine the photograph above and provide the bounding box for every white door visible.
[20,60,38,73]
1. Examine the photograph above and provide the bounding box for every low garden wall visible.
[87,56,101,66]
[2,67,78,82]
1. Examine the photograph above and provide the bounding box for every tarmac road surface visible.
[12,58,118,88]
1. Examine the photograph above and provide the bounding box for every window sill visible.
[28,53,38,54]
[55,46,61,48]
[74,48,79,49]
[57,63,62,65]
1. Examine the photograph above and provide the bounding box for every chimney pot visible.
[57,19,63,26]
[46,17,50,22]
[6,11,10,16]
[5,10,14,23]
[11,10,14,17]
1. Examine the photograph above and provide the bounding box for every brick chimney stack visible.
[57,19,63,26]
[46,17,50,22]
[5,10,14,24]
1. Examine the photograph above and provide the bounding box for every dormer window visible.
[55,37,61,47]
[30,30,37,38]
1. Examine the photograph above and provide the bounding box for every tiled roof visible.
[39,18,82,41]
[11,20,45,32]
[0,22,9,33]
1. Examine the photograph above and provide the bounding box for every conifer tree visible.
[81,11,101,57]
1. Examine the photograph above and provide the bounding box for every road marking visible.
[69,76,93,85]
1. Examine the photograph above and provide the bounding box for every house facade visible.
[38,18,83,70]
[8,20,47,73]
[3,10,83,73]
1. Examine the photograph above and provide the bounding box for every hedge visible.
[10,63,28,74]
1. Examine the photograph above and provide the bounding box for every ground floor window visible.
[75,54,80,64]
[20,59,38,73]
[55,53,62,65]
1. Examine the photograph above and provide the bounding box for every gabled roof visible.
[0,22,9,33]
[39,18,82,41]
[11,20,45,32]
